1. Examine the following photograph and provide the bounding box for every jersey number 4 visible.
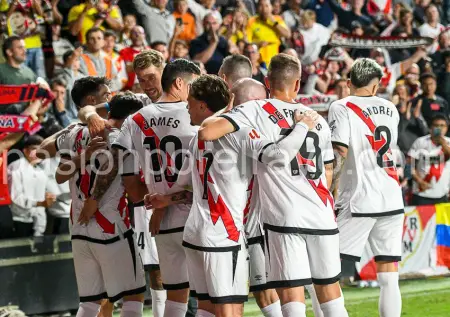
[143,135,183,184]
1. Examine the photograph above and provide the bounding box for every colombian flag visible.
[436,203,450,268]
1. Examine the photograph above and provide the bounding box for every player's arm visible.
[78,103,111,137]
[328,102,350,193]
[121,152,149,203]
[325,163,333,189]
[198,116,237,141]
[145,191,193,209]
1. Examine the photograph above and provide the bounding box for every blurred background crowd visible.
[1,0,450,239]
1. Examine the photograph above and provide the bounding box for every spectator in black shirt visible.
[189,13,230,74]
[412,72,449,126]
[437,53,450,106]
[326,0,372,31]
[431,30,450,74]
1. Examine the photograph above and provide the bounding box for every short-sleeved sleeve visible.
[408,138,421,160]
[328,102,350,148]
[121,151,140,176]
[68,5,83,23]
[322,128,335,165]
[112,116,134,152]
[231,126,271,160]
[55,127,76,155]
[219,101,260,131]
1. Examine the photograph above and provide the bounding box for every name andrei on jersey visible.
[143,116,180,129]
[362,105,394,118]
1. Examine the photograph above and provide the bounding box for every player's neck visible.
[108,119,122,129]
[158,92,182,103]
[270,90,296,103]
[351,87,376,97]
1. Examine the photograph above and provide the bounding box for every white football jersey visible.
[56,125,133,241]
[221,99,337,233]
[182,127,273,248]
[328,95,404,217]
[408,135,450,198]
[113,101,197,231]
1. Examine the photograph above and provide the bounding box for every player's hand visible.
[294,109,319,130]
[44,192,56,208]
[144,193,170,209]
[87,113,111,137]
[78,197,98,225]
[85,136,108,160]
[418,179,431,192]
[150,208,166,236]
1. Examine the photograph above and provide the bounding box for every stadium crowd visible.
[0,0,448,245]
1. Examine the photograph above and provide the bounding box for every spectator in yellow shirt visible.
[68,0,123,44]
[246,0,291,66]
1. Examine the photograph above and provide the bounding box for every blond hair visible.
[301,10,316,22]
[133,50,165,71]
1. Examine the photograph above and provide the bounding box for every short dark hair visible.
[420,72,437,83]
[349,58,384,88]
[268,53,301,89]
[63,50,73,64]
[104,30,117,40]
[220,54,252,85]
[190,75,230,113]
[86,27,104,41]
[109,92,144,120]
[23,135,44,148]
[51,78,67,88]
[150,41,167,49]
[161,59,200,92]
[2,35,21,58]
[430,113,449,126]
[71,76,111,108]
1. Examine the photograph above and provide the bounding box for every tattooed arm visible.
[144,191,193,209]
[330,143,348,194]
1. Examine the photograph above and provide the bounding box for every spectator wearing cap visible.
[419,4,445,54]
[187,0,223,36]
[189,13,230,74]
[119,26,150,91]
[246,0,291,66]
[243,43,267,84]
[68,0,123,44]
[131,0,175,45]
[299,10,330,65]
[411,72,449,126]
[326,0,372,32]
[172,0,197,43]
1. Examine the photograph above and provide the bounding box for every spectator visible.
[396,64,421,99]
[119,14,138,50]
[55,48,84,121]
[220,8,249,45]
[68,0,123,44]
[282,0,303,30]
[418,4,445,53]
[6,0,46,78]
[187,0,223,36]
[218,54,252,87]
[431,30,450,74]
[172,0,197,43]
[8,135,55,238]
[412,72,449,126]
[79,27,121,91]
[246,0,291,66]
[398,8,420,37]
[334,78,350,99]
[103,30,127,88]
[151,41,170,61]
[119,26,150,91]
[190,13,230,74]
[381,3,409,36]
[271,0,282,15]
[409,114,450,205]
[131,0,175,45]
[437,52,450,104]
[50,78,71,127]
[52,23,75,72]
[394,84,428,153]
[39,155,71,234]
[171,40,190,60]
[299,10,330,65]
[243,42,267,84]
[305,0,335,28]
[0,36,38,114]
[413,0,432,25]
[193,60,207,74]
[327,0,372,32]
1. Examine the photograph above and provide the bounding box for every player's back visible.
[328,95,404,216]
[57,125,131,241]
[222,99,337,232]
[183,129,255,248]
[126,101,198,231]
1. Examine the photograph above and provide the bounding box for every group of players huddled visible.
[37,49,404,317]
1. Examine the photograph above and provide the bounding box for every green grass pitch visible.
[139,277,450,316]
